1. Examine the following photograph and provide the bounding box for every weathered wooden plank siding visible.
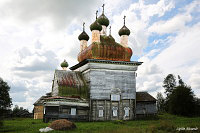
[79,62,138,121]
[90,99,135,121]
[80,63,137,100]
[136,102,157,115]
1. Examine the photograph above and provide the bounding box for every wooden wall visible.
[136,102,157,116]
[34,105,44,119]
[76,62,139,121]
[90,99,135,121]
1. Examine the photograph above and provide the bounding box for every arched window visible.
[124,107,130,117]
[112,107,118,117]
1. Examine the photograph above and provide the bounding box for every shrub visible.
[49,119,76,131]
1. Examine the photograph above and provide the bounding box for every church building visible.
[33,5,157,122]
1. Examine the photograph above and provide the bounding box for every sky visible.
[0,0,199,111]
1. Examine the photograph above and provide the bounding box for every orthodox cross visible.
[109,26,111,35]
[96,10,98,19]
[123,15,126,25]
[83,22,85,31]
[102,4,105,14]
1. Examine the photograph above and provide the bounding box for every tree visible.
[163,74,176,97]
[156,92,165,112]
[0,77,12,127]
[178,75,185,86]
[169,85,195,116]
[0,77,12,112]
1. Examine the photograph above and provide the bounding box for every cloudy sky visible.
[0,0,199,111]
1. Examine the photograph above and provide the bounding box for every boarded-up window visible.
[112,107,118,117]
[111,94,120,101]
[71,108,76,115]
[124,107,130,117]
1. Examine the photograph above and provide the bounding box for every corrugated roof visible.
[136,92,156,102]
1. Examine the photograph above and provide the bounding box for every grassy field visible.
[0,113,200,133]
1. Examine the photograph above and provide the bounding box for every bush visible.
[49,119,76,131]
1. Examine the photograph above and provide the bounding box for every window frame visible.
[111,94,120,101]
[112,107,118,117]
[124,107,130,117]
[70,108,76,115]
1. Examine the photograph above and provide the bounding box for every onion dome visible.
[90,20,102,31]
[90,10,102,31]
[78,22,89,41]
[60,60,68,68]
[97,4,109,27]
[118,25,130,36]
[118,15,131,36]
[78,31,89,41]
[97,14,109,27]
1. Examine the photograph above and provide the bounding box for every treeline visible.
[157,74,200,116]
[0,77,32,128]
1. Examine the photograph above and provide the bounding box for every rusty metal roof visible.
[136,92,156,102]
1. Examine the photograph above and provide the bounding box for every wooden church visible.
[33,5,157,122]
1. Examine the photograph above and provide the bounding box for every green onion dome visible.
[78,31,89,41]
[118,25,130,36]
[97,14,109,27]
[60,60,68,68]
[90,20,102,31]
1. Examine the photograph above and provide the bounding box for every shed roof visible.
[136,92,156,102]
[33,96,47,105]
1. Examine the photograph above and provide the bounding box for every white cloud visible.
[148,0,200,35]
[0,0,102,30]
[137,22,200,98]
[148,14,192,34]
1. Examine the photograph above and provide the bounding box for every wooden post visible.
[104,100,106,120]
[129,99,131,119]
[89,99,92,121]
[118,100,120,120]
[96,100,98,121]
[110,98,112,120]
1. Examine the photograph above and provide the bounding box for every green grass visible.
[0,114,200,133]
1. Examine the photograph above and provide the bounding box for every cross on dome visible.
[83,22,85,31]
[102,4,105,14]
[123,15,126,25]
[96,10,98,19]
[109,26,111,35]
